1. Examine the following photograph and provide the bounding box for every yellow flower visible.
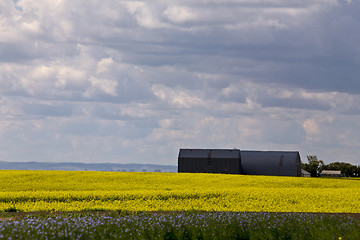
[0,170,359,213]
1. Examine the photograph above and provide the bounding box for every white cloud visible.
[96,58,114,74]
[0,1,22,42]
[21,20,41,34]
[31,65,53,80]
[124,2,167,29]
[303,119,320,139]
[163,6,195,23]
[55,66,87,89]
[124,1,144,15]
[158,119,174,129]
[85,77,118,97]
[152,85,204,108]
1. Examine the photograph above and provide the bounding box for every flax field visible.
[1,212,360,240]
[0,170,359,213]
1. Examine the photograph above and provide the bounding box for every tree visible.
[323,162,359,177]
[302,154,360,177]
[302,155,324,177]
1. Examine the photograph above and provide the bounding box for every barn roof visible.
[178,149,241,159]
[240,150,300,157]
[321,170,341,175]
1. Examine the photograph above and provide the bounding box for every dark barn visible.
[178,149,302,177]
[178,149,243,174]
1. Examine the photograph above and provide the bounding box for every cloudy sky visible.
[1,0,360,166]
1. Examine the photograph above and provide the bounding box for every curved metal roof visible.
[179,149,241,159]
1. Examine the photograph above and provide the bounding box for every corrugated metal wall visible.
[178,149,242,174]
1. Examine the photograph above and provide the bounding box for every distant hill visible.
[0,161,177,172]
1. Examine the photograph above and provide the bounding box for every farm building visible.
[178,149,302,177]
[241,151,302,177]
[321,170,341,177]
[177,149,243,174]
[301,169,311,177]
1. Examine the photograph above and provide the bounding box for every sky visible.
[1,0,360,166]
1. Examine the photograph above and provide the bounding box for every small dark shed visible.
[241,151,302,177]
[178,149,242,174]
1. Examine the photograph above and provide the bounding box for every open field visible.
[1,211,360,239]
[0,170,359,213]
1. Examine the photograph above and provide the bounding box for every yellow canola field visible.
[0,170,359,213]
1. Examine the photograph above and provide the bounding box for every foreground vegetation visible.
[0,170,359,213]
[0,211,359,239]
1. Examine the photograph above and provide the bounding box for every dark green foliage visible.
[163,228,178,240]
[302,155,324,177]
[323,162,360,177]
[302,155,360,177]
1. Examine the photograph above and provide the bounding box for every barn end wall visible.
[240,151,301,177]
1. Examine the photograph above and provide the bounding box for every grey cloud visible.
[258,95,332,111]
[59,121,112,137]
[22,103,73,117]
[261,121,306,145]
[83,85,155,104]
[0,43,33,63]
[59,119,156,139]
[218,90,247,104]
[1,0,360,165]
[113,1,360,95]
[258,60,360,94]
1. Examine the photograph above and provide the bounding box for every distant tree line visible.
[301,155,360,177]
